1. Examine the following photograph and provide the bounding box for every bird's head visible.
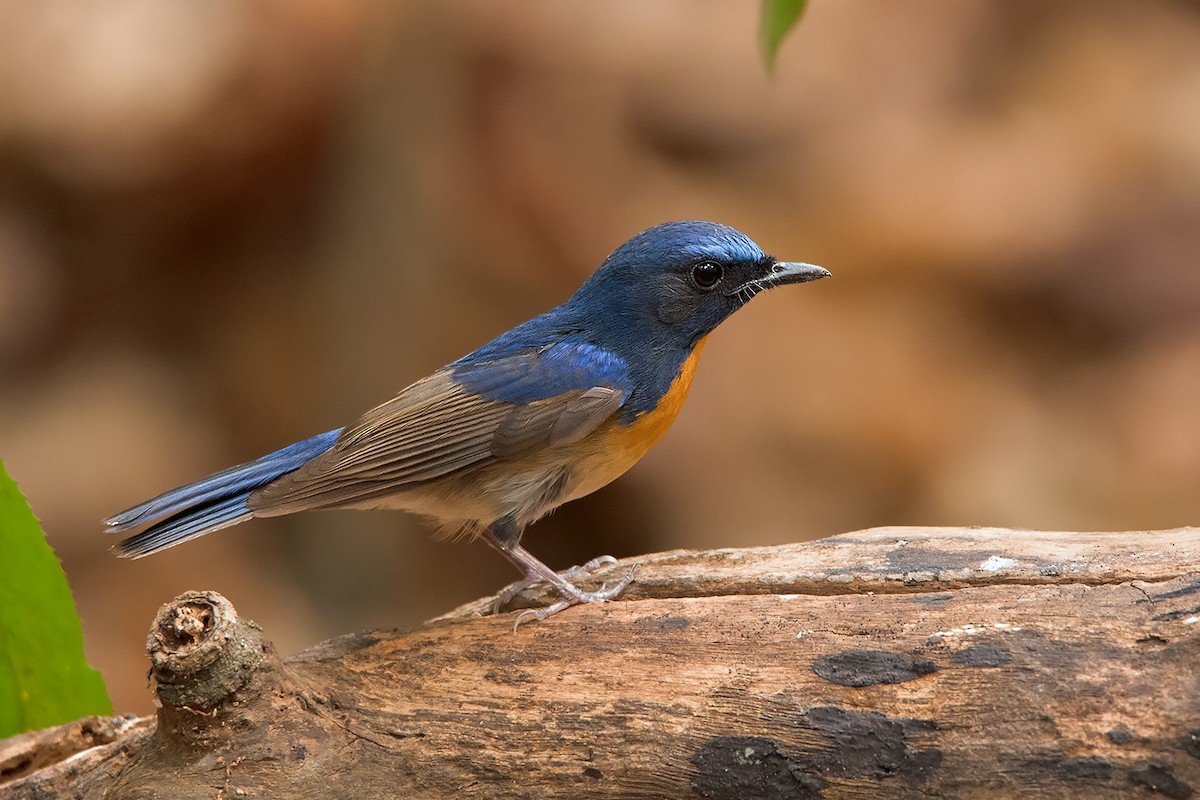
[569,220,830,348]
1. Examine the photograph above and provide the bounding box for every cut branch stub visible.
[147,590,262,710]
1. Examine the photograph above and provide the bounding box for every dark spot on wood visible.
[887,547,996,572]
[952,643,1012,668]
[1147,580,1200,602]
[689,697,941,792]
[582,766,602,780]
[1,755,34,780]
[1108,727,1135,745]
[911,593,954,607]
[1056,756,1113,781]
[1129,763,1193,799]
[812,650,939,686]
[691,736,824,799]
[1151,606,1200,623]
[290,743,307,761]
[793,706,942,783]
[1182,730,1200,760]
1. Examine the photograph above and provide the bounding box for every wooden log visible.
[3,526,1199,799]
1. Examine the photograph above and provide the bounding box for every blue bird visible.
[106,221,829,622]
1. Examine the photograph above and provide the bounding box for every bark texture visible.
[4,526,1199,799]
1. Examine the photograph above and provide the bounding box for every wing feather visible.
[491,386,623,457]
[248,344,629,516]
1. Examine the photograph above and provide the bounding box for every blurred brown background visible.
[1,0,1198,714]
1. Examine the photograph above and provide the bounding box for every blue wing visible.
[452,338,632,404]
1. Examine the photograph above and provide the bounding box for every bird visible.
[105,220,830,623]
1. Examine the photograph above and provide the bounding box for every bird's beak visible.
[726,260,831,299]
[768,261,831,286]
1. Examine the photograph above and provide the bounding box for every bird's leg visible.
[481,528,635,623]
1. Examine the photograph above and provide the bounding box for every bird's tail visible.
[105,430,341,558]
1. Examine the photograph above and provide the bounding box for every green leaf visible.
[760,0,808,72]
[0,459,112,737]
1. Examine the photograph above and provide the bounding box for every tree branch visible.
[4,527,1199,799]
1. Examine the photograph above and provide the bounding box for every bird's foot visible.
[511,566,636,629]
[490,555,620,614]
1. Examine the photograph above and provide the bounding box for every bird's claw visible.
[491,555,621,614]
[506,564,637,629]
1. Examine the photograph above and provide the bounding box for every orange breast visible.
[550,337,708,508]
[599,335,708,468]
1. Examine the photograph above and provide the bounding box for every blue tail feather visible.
[106,429,340,558]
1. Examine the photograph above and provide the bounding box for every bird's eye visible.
[691,261,723,289]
